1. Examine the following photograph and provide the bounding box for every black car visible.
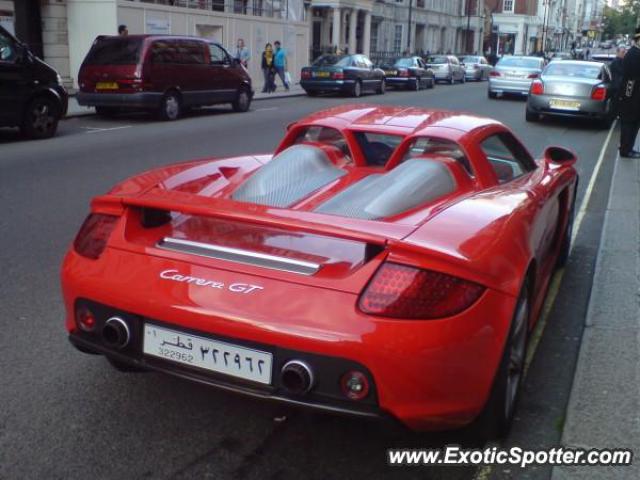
[0,26,68,139]
[300,54,385,97]
[378,56,435,90]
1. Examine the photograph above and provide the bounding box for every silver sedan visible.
[459,55,492,81]
[525,60,614,127]
[488,56,545,98]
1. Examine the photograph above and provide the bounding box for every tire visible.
[556,193,576,268]
[352,80,362,97]
[472,280,530,440]
[232,87,252,112]
[107,357,147,373]
[488,90,498,99]
[20,96,60,139]
[377,79,386,95]
[525,109,540,122]
[95,106,119,117]
[158,91,181,121]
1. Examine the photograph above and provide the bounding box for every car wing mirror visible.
[543,146,576,166]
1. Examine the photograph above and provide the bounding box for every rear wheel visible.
[488,90,497,99]
[158,91,181,121]
[352,80,362,97]
[21,96,60,139]
[525,109,540,122]
[377,79,386,95]
[232,87,252,112]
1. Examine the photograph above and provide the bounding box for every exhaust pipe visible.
[280,360,314,395]
[102,317,130,349]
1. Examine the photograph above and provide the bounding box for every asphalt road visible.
[0,82,616,480]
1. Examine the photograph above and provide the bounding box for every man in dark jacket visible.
[610,47,626,117]
[619,29,640,158]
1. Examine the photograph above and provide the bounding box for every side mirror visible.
[544,146,576,166]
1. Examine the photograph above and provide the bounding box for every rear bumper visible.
[77,91,162,109]
[465,70,482,80]
[488,78,533,95]
[300,79,355,92]
[61,247,516,431]
[433,71,452,80]
[385,77,414,87]
[527,95,609,118]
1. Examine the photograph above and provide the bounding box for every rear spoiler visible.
[91,191,416,246]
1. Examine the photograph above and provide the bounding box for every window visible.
[209,43,229,64]
[503,0,514,13]
[394,25,403,53]
[0,30,16,63]
[177,40,205,65]
[293,126,352,161]
[402,137,473,175]
[480,133,536,183]
[353,132,405,166]
[84,37,143,65]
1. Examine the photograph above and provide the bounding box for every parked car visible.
[458,55,492,81]
[488,56,545,98]
[0,25,68,139]
[549,51,573,61]
[425,54,465,84]
[77,35,253,120]
[62,104,578,440]
[378,56,435,90]
[300,54,385,97]
[526,60,614,127]
[590,53,616,66]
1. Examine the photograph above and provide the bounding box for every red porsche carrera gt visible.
[61,105,578,438]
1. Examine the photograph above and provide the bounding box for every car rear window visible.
[353,132,404,167]
[427,56,448,64]
[84,37,143,65]
[402,137,472,175]
[293,126,352,162]
[497,57,542,69]
[544,63,602,79]
[395,58,414,67]
[313,55,345,66]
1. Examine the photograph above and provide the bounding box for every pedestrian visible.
[235,38,250,68]
[260,43,276,93]
[618,28,640,159]
[273,41,289,91]
[610,46,626,117]
[118,24,128,36]
[585,48,590,60]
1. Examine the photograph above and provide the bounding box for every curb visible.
[64,89,306,119]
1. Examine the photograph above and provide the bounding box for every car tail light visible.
[398,68,409,77]
[73,213,119,259]
[489,70,501,77]
[591,85,607,101]
[332,70,344,80]
[76,306,97,332]
[340,371,370,400]
[301,69,311,79]
[358,262,485,319]
[527,73,540,79]
[530,80,544,95]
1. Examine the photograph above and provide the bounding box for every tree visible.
[603,3,640,39]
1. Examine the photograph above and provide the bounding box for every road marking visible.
[472,119,618,480]
[82,125,132,134]
[254,107,278,112]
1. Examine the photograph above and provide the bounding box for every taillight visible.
[489,70,501,77]
[332,70,344,80]
[527,73,539,79]
[76,305,97,332]
[301,69,311,79]
[340,371,370,400]
[530,80,544,95]
[73,213,119,259]
[398,68,409,77]
[358,262,485,319]
[591,85,607,101]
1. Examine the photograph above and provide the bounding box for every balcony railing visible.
[127,0,304,20]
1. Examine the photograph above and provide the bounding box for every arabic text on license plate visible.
[313,71,330,78]
[96,82,118,90]
[549,99,580,111]
[143,324,272,384]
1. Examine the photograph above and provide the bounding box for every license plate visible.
[313,71,330,78]
[549,99,581,111]
[96,82,118,90]
[385,70,397,76]
[143,324,273,384]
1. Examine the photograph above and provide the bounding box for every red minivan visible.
[78,35,253,120]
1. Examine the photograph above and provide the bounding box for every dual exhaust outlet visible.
[102,316,130,349]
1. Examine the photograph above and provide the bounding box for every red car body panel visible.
[61,105,578,430]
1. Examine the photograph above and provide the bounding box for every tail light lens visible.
[76,306,97,332]
[74,213,119,259]
[332,70,344,80]
[530,80,544,95]
[358,262,485,319]
[398,68,409,77]
[489,70,501,77]
[591,85,607,101]
[301,69,311,79]
[527,73,539,79]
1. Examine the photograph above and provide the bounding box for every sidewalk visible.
[552,149,640,478]
[65,84,306,118]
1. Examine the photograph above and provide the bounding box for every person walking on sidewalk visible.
[260,43,276,93]
[610,46,626,117]
[618,28,640,159]
[273,41,289,91]
[235,38,250,68]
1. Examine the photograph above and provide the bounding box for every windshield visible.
[497,57,541,69]
[427,56,448,64]
[313,54,347,66]
[84,37,143,65]
[544,63,602,79]
[394,58,414,67]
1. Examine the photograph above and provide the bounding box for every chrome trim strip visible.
[157,237,320,276]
